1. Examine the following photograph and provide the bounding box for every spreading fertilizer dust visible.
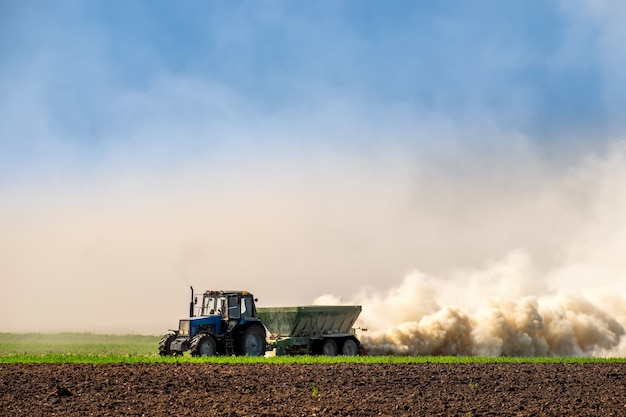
[317,266,626,356]
[316,144,626,357]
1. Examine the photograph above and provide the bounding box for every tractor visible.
[159,287,266,357]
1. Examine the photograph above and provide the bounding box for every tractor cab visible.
[198,290,259,321]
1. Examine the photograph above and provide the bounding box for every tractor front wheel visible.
[190,334,217,357]
[240,326,266,356]
[158,333,179,356]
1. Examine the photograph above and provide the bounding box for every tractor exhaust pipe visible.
[189,286,195,317]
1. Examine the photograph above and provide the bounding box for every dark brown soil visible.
[1,362,625,416]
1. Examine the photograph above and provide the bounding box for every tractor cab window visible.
[241,296,254,318]
[201,295,218,315]
[227,296,240,319]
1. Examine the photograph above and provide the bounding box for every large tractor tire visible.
[239,325,266,356]
[190,334,217,357]
[341,338,359,356]
[322,339,338,356]
[158,333,180,356]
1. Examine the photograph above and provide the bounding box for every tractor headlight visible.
[179,319,190,336]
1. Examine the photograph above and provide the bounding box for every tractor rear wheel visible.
[190,334,217,357]
[158,333,179,356]
[341,338,359,356]
[240,325,266,356]
[322,339,338,356]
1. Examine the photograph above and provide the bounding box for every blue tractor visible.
[159,287,266,356]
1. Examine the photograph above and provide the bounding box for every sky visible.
[2,1,626,354]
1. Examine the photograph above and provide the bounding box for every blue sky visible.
[3,1,626,333]
[1,0,623,181]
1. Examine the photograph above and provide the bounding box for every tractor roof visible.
[203,290,254,297]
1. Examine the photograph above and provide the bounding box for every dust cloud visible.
[316,143,626,356]
[335,266,626,357]
[2,141,626,358]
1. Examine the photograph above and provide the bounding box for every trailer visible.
[257,305,363,356]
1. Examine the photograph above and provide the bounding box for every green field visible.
[1,333,625,364]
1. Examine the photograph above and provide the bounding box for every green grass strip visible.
[1,333,625,364]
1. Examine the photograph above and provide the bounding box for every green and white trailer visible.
[257,305,363,356]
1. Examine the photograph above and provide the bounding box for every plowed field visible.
[1,362,625,416]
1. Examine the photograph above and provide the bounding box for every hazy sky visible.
[2,1,626,335]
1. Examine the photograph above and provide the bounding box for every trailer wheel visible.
[240,326,266,356]
[341,338,358,356]
[158,333,179,356]
[190,334,217,357]
[322,339,338,356]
